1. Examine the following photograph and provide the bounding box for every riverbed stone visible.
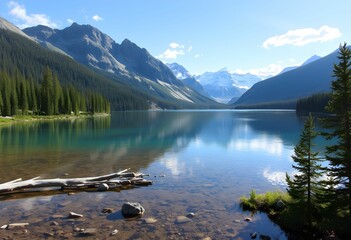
[110,229,119,236]
[68,212,83,218]
[121,202,145,218]
[102,207,114,214]
[186,212,195,218]
[176,216,192,224]
[79,228,97,236]
[98,183,109,191]
[143,217,157,224]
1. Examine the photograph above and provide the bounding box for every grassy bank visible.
[0,113,110,126]
[240,190,351,239]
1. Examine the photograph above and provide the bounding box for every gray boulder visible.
[121,202,145,218]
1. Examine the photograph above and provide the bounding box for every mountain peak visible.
[0,17,33,41]
[302,55,321,66]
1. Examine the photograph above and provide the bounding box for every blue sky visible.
[1,0,350,77]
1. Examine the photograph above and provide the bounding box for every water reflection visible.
[0,110,307,239]
[0,111,304,182]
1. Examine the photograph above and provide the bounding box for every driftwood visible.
[0,169,152,195]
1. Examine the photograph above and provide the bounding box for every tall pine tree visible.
[322,43,351,216]
[41,67,54,115]
[286,114,323,225]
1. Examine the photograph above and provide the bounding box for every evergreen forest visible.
[0,67,110,116]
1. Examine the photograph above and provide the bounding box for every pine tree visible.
[322,43,351,216]
[0,91,3,115]
[53,74,62,115]
[286,114,323,224]
[41,67,54,115]
[19,81,28,115]
[10,87,18,116]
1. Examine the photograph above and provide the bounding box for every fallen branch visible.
[0,169,152,195]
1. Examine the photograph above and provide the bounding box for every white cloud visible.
[187,46,192,52]
[235,63,283,79]
[92,14,103,21]
[67,19,74,24]
[157,42,185,60]
[263,25,342,48]
[194,54,200,58]
[8,1,58,29]
[169,42,181,49]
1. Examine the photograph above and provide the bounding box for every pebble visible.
[234,219,241,223]
[250,232,257,239]
[68,212,83,218]
[186,212,195,218]
[102,208,114,214]
[244,217,252,222]
[111,229,119,236]
[176,216,192,224]
[50,221,59,226]
[98,183,109,191]
[79,228,97,236]
[0,225,7,229]
[52,214,64,219]
[143,217,158,224]
[202,237,212,240]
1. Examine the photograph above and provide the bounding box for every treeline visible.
[0,67,110,116]
[0,29,149,110]
[296,92,331,113]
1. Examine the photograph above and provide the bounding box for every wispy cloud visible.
[235,63,283,79]
[263,25,342,49]
[8,1,58,29]
[92,14,103,21]
[157,42,185,60]
[67,19,74,24]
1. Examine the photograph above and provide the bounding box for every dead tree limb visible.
[0,169,152,194]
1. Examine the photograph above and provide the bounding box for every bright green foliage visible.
[240,190,291,214]
[322,43,351,216]
[286,114,323,222]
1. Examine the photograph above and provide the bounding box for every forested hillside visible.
[0,29,150,110]
[0,67,110,116]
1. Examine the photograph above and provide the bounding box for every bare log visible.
[0,169,152,195]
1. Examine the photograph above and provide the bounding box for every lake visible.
[0,110,314,239]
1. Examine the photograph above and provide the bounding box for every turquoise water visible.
[0,110,316,239]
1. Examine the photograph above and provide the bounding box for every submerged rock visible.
[110,229,119,236]
[98,183,109,191]
[102,207,114,214]
[176,216,192,224]
[143,217,158,224]
[79,228,97,236]
[121,202,145,218]
[250,232,257,239]
[68,212,83,218]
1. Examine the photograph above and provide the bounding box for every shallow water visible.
[0,110,314,239]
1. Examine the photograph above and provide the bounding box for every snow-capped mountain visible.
[196,68,262,103]
[167,63,209,97]
[167,63,192,79]
[23,22,219,108]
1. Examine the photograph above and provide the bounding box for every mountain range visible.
[233,50,338,108]
[21,21,220,109]
[0,15,342,110]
